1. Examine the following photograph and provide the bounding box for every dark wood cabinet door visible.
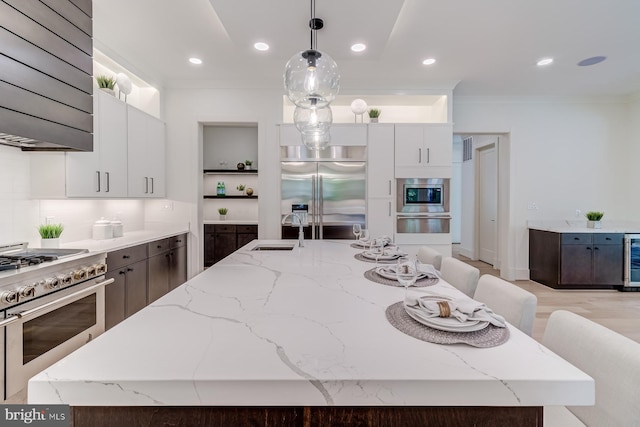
[213,233,236,263]
[169,245,187,290]
[593,244,624,285]
[237,232,257,249]
[148,253,169,303]
[204,232,215,267]
[560,245,593,285]
[125,259,148,318]
[104,270,125,330]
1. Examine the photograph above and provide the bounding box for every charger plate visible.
[385,301,510,348]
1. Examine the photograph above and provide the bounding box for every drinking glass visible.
[369,238,384,267]
[396,256,418,298]
[360,229,370,242]
[352,224,362,240]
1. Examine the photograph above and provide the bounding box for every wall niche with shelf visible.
[202,123,259,223]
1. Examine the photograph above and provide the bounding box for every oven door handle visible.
[0,315,20,327]
[9,279,113,321]
[397,214,451,220]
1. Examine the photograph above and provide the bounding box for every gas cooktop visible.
[0,243,88,271]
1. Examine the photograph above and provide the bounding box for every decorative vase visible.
[219,214,227,221]
[245,187,254,196]
[236,162,245,170]
[41,238,60,248]
[587,220,601,229]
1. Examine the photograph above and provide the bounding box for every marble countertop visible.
[28,240,593,407]
[528,220,640,233]
[59,225,190,253]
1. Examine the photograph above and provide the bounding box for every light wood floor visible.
[454,251,640,343]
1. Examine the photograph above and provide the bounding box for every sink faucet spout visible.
[281,213,305,248]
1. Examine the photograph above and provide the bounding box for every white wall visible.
[453,96,632,280]
[163,87,284,274]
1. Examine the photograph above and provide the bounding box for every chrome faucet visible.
[281,213,304,247]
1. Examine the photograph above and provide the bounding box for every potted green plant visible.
[585,211,604,229]
[236,184,245,194]
[245,160,253,170]
[368,108,381,123]
[218,207,228,220]
[38,223,64,248]
[96,75,116,95]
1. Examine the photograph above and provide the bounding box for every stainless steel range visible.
[0,242,111,401]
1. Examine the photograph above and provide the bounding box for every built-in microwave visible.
[396,178,450,213]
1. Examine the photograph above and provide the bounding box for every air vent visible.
[463,137,473,162]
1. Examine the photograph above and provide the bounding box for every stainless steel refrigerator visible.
[281,145,366,239]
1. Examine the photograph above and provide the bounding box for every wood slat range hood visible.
[0,0,93,151]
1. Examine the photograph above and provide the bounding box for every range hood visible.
[0,0,93,152]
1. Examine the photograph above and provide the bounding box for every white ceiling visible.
[93,0,640,96]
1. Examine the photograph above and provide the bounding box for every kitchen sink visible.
[250,243,295,251]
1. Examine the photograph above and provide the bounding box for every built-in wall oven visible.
[624,234,640,289]
[396,178,451,233]
[0,243,110,400]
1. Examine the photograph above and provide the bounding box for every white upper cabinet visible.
[394,124,453,178]
[367,124,395,198]
[66,90,128,197]
[127,107,165,198]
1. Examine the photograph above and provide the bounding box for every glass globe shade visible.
[293,106,333,132]
[284,49,340,109]
[350,99,368,115]
[301,128,331,150]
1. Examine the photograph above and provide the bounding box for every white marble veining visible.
[28,240,594,407]
[528,220,640,233]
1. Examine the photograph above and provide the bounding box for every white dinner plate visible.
[375,266,428,281]
[404,295,489,332]
[361,251,405,261]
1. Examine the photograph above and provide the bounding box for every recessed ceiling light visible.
[577,56,606,66]
[351,43,366,53]
[189,57,202,65]
[254,42,270,51]
[536,58,553,66]
[422,58,436,66]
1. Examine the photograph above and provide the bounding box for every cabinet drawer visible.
[214,224,236,233]
[170,234,187,249]
[237,225,258,234]
[107,244,147,270]
[148,238,170,256]
[561,233,592,245]
[593,233,623,245]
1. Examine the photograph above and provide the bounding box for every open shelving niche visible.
[202,124,259,223]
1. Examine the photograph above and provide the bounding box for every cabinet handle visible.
[105,172,110,192]
[427,148,430,163]
[388,180,391,196]
[123,255,130,259]
[145,177,149,194]
[157,245,162,249]
[418,148,422,163]
[574,237,580,240]
[594,247,599,251]
[388,201,391,216]
[119,270,126,275]
[96,171,101,192]
[127,267,133,272]
[150,177,154,194]
[176,240,182,243]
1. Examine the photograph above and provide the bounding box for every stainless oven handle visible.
[10,279,113,321]
[397,215,451,219]
[0,315,20,327]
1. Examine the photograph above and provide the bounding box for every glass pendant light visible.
[284,49,340,108]
[301,128,331,151]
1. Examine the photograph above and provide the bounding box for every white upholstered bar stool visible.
[439,257,479,298]
[543,310,640,427]
[416,246,442,270]
[473,275,537,335]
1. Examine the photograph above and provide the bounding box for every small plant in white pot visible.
[368,108,381,123]
[96,75,116,96]
[38,223,64,248]
[585,211,604,229]
[218,207,228,220]
[244,160,253,170]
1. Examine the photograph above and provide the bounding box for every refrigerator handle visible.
[319,175,324,239]
[312,175,316,240]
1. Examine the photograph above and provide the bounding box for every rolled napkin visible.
[416,263,439,279]
[404,292,506,328]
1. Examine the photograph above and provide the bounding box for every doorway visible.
[477,144,497,265]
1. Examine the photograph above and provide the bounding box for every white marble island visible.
[29,240,593,426]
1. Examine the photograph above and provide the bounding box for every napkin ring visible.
[437,301,451,318]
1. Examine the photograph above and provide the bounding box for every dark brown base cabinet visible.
[204,224,258,266]
[529,230,624,289]
[105,234,188,330]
